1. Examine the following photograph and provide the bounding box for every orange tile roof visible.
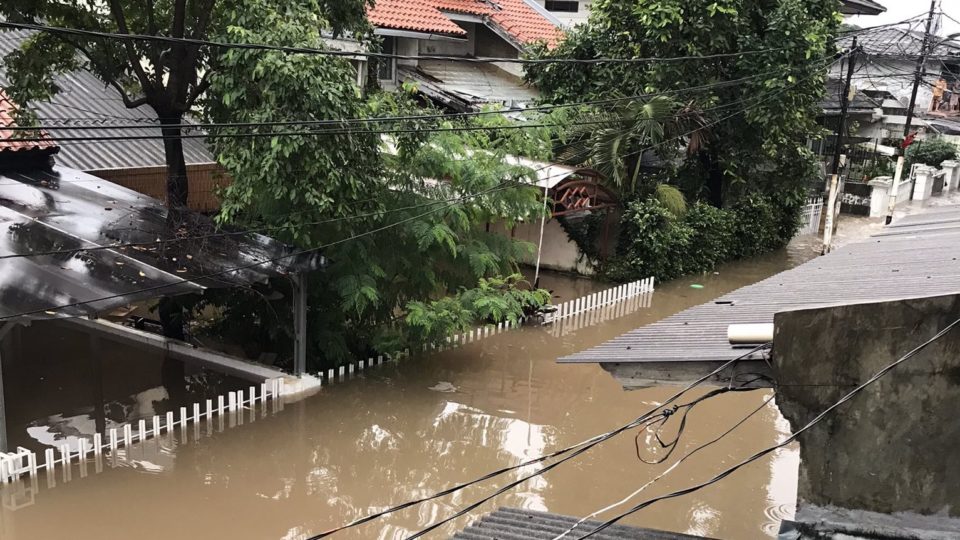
[368,0,562,47]
[0,89,58,155]
[367,0,468,37]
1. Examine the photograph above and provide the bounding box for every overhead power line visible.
[573,317,960,539]
[307,345,771,540]
[0,20,811,65]
[0,54,843,320]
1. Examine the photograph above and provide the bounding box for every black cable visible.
[306,344,771,539]
[0,20,806,65]
[574,317,960,539]
[0,56,842,320]
[13,64,841,132]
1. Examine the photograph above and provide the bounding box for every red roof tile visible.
[0,89,57,155]
[368,0,562,48]
[367,0,468,37]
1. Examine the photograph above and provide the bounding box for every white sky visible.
[845,1,960,38]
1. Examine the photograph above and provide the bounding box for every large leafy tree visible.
[200,1,552,369]
[526,0,840,206]
[0,0,370,207]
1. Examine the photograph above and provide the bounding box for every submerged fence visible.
[800,195,823,236]
[0,277,655,493]
[0,378,287,487]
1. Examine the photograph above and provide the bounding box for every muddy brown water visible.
[0,237,821,540]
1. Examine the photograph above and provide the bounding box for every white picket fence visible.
[0,276,657,493]
[0,378,287,487]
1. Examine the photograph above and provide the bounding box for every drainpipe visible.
[533,185,549,288]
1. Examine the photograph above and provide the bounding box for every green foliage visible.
[605,191,802,282]
[0,0,372,205]
[905,139,958,169]
[526,0,838,205]
[655,184,688,217]
[402,274,550,347]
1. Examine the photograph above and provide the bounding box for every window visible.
[377,36,396,82]
[545,0,579,12]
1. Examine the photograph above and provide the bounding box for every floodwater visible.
[0,237,822,540]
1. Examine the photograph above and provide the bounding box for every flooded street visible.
[0,238,820,540]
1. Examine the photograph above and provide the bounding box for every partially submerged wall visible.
[772,294,960,519]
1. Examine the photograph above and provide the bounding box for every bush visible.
[905,139,958,169]
[604,192,803,283]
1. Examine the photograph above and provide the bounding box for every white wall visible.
[533,0,592,27]
[500,218,594,275]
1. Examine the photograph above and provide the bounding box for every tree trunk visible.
[159,113,190,208]
[699,150,724,207]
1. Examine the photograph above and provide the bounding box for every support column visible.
[912,165,935,201]
[291,274,308,377]
[941,160,959,193]
[0,323,16,453]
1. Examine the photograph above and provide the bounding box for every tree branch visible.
[53,33,150,110]
[107,0,155,95]
[145,0,163,84]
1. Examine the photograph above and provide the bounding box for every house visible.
[364,0,563,112]
[0,29,224,212]
[531,0,884,28]
[835,27,960,141]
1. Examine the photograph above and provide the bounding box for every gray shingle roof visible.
[561,206,960,365]
[0,29,215,171]
[822,78,882,113]
[454,508,709,539]
[839,27,960,58]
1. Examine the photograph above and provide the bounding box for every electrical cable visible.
[0,20,810,65]
[14,63,848,132]
[573,317,960,539]
[306,344,771,539]
[550,392,776,540]
[0,53,845,319]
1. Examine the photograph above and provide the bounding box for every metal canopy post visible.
[291,273,308,377]
[533,185,550,289]
[0,322,17,453]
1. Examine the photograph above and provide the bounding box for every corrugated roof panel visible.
[454,508,709,539]
[0,29,216,171]
[561,205,960,365]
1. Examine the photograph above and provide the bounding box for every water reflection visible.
[0,241,816,539]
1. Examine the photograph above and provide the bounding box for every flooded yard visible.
[0,237,820,540]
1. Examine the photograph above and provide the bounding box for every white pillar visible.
[912,165,936,201]
[941,160,959,193]
[868,176,892,218]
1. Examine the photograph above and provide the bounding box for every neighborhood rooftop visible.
[0,29,215,172]
[367,0,563,47]
[560,205,960,366]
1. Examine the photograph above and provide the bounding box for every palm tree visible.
[558,95,708,215]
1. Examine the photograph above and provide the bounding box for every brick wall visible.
[88,163,231,213]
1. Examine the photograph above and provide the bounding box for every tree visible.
[0,0,371,208]
[905,138,958,170]
[199,0,553,369]
[526,0,839,206]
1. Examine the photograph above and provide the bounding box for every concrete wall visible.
[499,218,594,275]
[532,0,592,26]
[772,294,960,519]
[419,23,476,56]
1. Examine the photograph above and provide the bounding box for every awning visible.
[0,166,322,321]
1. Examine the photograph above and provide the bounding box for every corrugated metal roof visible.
[454,508,708,539]
[561,206,960,365]
[0,29,216,171]
[400,60,539,112]
[0,165,320,321]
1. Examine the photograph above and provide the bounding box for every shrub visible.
[905,138,958,169]
[603,191,804,283]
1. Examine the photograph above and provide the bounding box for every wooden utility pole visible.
[885,0,939,224]
[823,38,859,255]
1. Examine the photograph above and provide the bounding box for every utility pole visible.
[822,37,858,255]
[885,0,938,224]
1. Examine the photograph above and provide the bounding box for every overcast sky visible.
[845,1,960,38]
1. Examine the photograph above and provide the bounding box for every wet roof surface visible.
[454,508,708,539]
[561,205,960,365]
[0,166,320,320]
